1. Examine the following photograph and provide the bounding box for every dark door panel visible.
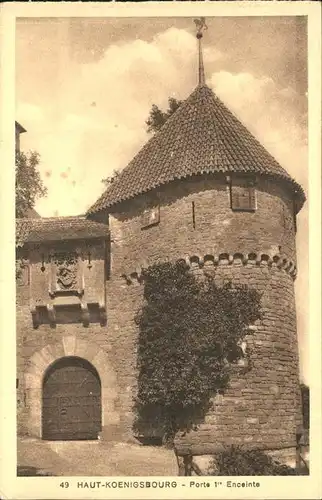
[42,356,102,441]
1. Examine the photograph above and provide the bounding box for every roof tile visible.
[16,216,109,248]
[87,84,305,215]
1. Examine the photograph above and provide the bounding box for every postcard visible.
[0,1,321,499]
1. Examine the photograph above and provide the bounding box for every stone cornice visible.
[121,252,297,285]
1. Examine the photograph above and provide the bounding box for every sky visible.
[16,16,309,382]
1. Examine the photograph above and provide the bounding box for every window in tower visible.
[230,176,256,212]
[141,205,160,229]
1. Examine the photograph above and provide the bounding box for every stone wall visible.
[16,239,123,439]
[17,173,302,453]
[105,174,301,452]
[173,261,301,452]
[107,174,297,278]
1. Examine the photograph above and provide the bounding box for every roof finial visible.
[194,17,208,85]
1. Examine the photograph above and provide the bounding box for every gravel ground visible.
[17,437,178,477]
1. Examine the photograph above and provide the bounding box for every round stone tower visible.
[87,41,305,464]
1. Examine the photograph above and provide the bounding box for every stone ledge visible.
[121,252,297,284]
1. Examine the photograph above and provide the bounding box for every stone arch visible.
[24,336,119,438]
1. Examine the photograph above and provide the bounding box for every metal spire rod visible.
[194,17,208,85]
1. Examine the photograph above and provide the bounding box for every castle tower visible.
[87,24,305,463]
[16,22,305,468]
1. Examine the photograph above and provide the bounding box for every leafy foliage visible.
[145,97,183,134]
[134,261,262,443]
[16,151,47,218]
[208,446,299,476]
[101,169,121,188]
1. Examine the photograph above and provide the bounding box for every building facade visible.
[16,81,305,463]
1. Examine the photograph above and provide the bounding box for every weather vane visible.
[193,17,208,85]
[194,17,208,39]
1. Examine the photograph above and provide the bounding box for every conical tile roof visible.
[87,84,305,215]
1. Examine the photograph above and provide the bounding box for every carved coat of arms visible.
[54,253,78,290]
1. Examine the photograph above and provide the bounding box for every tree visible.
[134,261,262,444]
[15,151,47,218]
[101,169,121,188]
[145,97,183,134]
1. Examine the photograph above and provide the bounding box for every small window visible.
[141,206,160,229]
[230,177,256,211]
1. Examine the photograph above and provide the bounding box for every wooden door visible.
[42,357,101,440]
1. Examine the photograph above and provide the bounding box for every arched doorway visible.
[42,356,102,440]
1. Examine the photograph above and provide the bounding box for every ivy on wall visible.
[134,260,262,444]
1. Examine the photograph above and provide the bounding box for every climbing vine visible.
[134,261,262,444]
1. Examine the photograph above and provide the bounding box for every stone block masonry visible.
[17,172,302,459]
[104,173,302,457]
[107,175,297,279]
[119,260,301,456]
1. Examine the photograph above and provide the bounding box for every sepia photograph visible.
[0,2,320,499]
[14,13,311,478]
